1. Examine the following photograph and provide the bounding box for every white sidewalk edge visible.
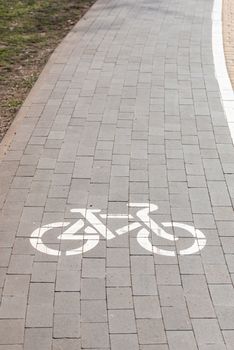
[212,0,234,142]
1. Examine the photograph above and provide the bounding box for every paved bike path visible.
[1,0,234,348]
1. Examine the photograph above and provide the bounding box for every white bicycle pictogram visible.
[30,203,206,257]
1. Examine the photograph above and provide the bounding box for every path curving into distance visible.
[0,0,234,348]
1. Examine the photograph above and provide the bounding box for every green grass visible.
[21,74,38,89]
[3,97,22,110]
[0,0,94,142]
[0,0,91,73]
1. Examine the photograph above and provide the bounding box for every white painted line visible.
[100,214,133,219]
[212,0,234,142]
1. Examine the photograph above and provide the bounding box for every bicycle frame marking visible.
[30,203,207,256]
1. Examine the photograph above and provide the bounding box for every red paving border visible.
[223,0,234,89]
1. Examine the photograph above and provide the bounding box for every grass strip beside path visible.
[0,0,95,142]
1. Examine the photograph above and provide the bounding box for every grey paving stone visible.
[81,300,107,322]
[204,264,231,284]
[81,323,109,348]
[182,275,215,318]
[54,292,80,314]
[110,334,139,350]
[223,330,234,350]
[178,256,204,274]
[171,207,193,221]
[162,306,192,330]
[217,221,234,236]
[55,162,74,174]
[131,256,155,275]
[112,165,129,177]
[169,193,190,208]
[107,248,130,267]
[109,309,136,333]
[207,181,231,206]
[37,158,56,170]
[28,282,54,305]
[24,328,52,350]
[33,169,53,182]
[134,296,161,319]
[132,274,158,296]
[189,188,212,213]
[227,255,234,273]
[198,345,226,350]
[25,190,48,207]
[31,262,57,282]
[67,179,90,205]
[214,305,234,329]
[213,206,234,221]
[201,245,226,265]
[0,214,20,234]
[7,189,29,203]
[187,175,207,188]
[56,270,80,291]
[16,165,36,177]
[0,248,11,267]
[209,284,234,306]
[56,254,81,271]
[107,287,133,309]
[26,303,53,327]
[17,206,44,237]
[167,331,198,350]
[192,319,224,345]
[0,346,22,350]
[91,165,111,184]
[8,255,34,274]
[82,258,105,278]
[0,295,27,318]
[12,238,35,255]
[0,230,15,248]
[106,267,131,287]
[140,346,168,350]
[82,238,106,258]
[45,198,66,212]
[81,278,105,300]
[53,314,80,338]
[107,231,129,248]
[52,339,81,350]
[11,177,33,189]
[193,214,216,229]
[156,265,181,285]
[3,275,30,296]
[0,320,24,345]
[158,285,186,307]
[130,237,153,255]
[203,158,224,180]
[109,177,129,202]
[137,319,166,345]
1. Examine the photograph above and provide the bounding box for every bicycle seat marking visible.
[30,203,207,257]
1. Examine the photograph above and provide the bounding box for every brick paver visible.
[223,0,234,88]
[0,0,234,348]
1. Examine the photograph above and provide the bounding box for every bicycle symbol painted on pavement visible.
[30,203,206,257]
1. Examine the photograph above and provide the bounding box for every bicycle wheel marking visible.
[30,222,99,256]
[29,203,207,257]
[30,223,69,256]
